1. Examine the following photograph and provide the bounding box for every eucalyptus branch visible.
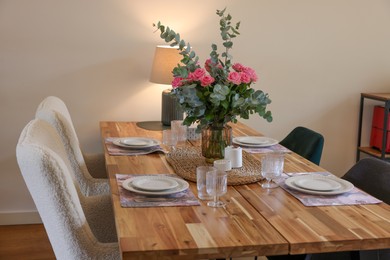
[152,8,272,128]
[216,8,241,69]
[153,22,199,77]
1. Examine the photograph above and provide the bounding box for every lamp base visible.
[136,121,170,131]
[161,89,183,126]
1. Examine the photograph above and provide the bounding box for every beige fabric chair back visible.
[16,119,119,260]
[36,96,109,195]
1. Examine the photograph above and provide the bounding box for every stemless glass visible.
[261,152,285,188]
[171,120,187,145]
[162,129,178,153]
[196,166,216,200]
[206,170,227,207]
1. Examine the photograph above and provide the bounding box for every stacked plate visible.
[122,176,189,195]
[285,174,354,195]
[113,137,160,149]
[233,136,278,147]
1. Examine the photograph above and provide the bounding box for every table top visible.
[100,121,390,259]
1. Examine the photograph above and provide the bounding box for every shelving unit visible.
[356,93,390,161]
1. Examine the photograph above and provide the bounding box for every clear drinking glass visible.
[206,170,227,207]
[171,120,187,144]
[196,166,216,200]
[261,152,285,188]
[162,129,178,153]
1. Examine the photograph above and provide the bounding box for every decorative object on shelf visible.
[153,8,272,161]
[357,93,390,161]
[370,105,390,153]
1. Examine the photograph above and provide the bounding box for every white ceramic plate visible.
[294,176,342,191]
[121,138,153,146]
[122,176,189,195]
[285,175,354,195]
[113,137,160,149]
[131,176,178,191]
[233,136,278,147]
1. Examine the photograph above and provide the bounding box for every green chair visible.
[279,126,324,165]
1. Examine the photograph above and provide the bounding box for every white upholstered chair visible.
[36,96,109,196]
[16,119,119,260]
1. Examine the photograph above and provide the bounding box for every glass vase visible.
[201,124,232,163]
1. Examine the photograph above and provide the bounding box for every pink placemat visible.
[105,137,165,156]
[116,174,200,208]
[279,172,382,206]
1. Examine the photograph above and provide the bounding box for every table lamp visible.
[137,45,183,131]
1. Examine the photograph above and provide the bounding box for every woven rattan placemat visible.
[166,146,262,185]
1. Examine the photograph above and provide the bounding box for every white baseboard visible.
[0,211,42,225]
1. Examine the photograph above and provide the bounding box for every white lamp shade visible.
[150,45,182,85]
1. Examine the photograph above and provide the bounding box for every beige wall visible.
[1,0,389,224]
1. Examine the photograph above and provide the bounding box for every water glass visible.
[196,166,216,200]
[261,152,284,188]
[162,129,178,153]
[206,170,228,207]
[171,120,187,144]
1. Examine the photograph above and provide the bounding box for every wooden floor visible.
[0,224,267,260]
[0,224,55,259]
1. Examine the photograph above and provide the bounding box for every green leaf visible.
[223,41,233,48]
[175,33,181,42]
[179,40,185,49]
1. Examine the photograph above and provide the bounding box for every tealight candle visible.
[213,159,232,172]
[224,146,243,168]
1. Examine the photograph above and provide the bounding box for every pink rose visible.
[228,71,241,85]
[171,77,183,88]
[240,72,251,84]
[205,59,213,72]
[232,63,245,72]
[190,68,206,81]
[205,58,223,72]
[200,75,215,87]
[243,67,258,82]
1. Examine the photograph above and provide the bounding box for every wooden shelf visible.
[357,93,390,161]
[358,146,390,159]
[361,93,390,102]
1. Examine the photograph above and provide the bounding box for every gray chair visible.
[309,158,390,260]
[16,119,119,259]
[36,96,109,196]
[342,157,390,204]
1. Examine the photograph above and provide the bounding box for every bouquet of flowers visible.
[153,8,272,130]
[154,8,272,162]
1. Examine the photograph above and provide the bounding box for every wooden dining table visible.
[100,121,390,259]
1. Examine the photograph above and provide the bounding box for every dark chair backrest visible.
[342,157,390,204]
[279,126,324,165]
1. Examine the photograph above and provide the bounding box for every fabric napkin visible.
[105,137,166,156]
[115,174,200,208]
[279,172,382,206]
